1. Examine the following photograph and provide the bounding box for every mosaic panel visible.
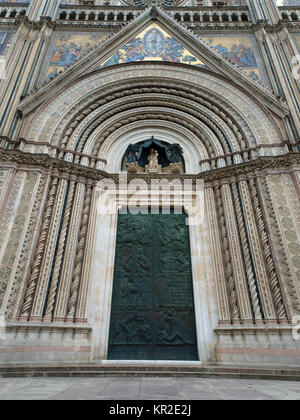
[42,32,107,81]
[199,34,263,81]
[100,24,208,70]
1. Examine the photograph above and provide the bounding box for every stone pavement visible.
[0,377,299,400]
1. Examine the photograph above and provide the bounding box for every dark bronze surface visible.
[107,210,198,360]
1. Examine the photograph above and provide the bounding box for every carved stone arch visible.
[57,84,255,156]
[22,64,283,158]
[66,106,237,171]
[62,88,247,155]
[65,95,243,165]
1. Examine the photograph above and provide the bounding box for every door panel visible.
[107,211,198,361]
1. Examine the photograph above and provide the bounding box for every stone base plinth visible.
[215,325,300,365]
[0,322,92,365]
[1,322,300,367]
[0,361,299,381]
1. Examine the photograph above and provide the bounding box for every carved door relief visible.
[108,210,198,360]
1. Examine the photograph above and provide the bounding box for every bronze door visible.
[107,211,198,360]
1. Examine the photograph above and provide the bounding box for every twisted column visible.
[231,182,262,321]
[8,175,48,320]
[43,180,76,321]
[19,177,58,320]
[249,178,287,320]
[214,185,240,322]
[205,187,231,323]
[52,182,85,321]
[66,184,93,322]
[75,183,97,323]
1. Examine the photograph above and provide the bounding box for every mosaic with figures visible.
[200,34,263,81]
[99,24,264,81]
[42,24,266,83]
[101,24,207,69]
[44,32,107,80]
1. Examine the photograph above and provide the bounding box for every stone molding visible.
[19,70,284,164]
[1,149,300,184]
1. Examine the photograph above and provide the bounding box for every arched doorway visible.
[16,62,288,365]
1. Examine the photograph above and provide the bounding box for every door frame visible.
[87,182,219,362]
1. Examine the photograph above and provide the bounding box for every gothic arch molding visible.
[79,107,232,171]
[66,95,241,159]
[96,120,206,174]
[59,83,253,157]
[21,64,284,167]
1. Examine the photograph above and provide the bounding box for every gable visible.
[19,7,288,119]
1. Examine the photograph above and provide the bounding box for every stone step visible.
[0,364,299,380]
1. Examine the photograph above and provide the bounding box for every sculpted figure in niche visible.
[148,148,159,170]
[123,138,184,173]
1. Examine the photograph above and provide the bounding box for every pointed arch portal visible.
[15,61,291,364]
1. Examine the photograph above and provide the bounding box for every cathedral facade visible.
[0,0,300,368]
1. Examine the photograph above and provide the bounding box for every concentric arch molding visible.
[20,64,283,152]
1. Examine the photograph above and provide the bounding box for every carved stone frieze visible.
[19,176,59,320]
[1,149,300,185]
